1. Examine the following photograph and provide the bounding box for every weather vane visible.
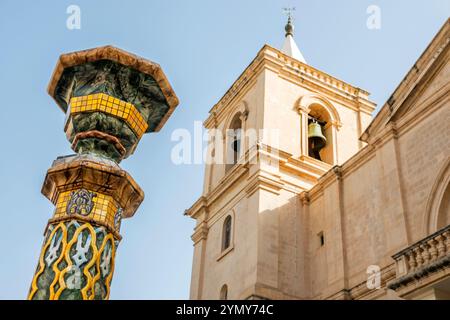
[282,7,296,36]
[282,7,296,20]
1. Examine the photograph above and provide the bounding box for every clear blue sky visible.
[0,0,448,299]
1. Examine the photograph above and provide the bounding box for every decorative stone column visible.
[28,46,178,300]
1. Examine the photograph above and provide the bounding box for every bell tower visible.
[186,16,376,299]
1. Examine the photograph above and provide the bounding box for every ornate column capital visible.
[296,105,310,115]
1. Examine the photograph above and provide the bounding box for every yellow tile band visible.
[53,189,120,235]
[69,93,148,139]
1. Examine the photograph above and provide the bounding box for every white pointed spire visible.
[281,15,307,63]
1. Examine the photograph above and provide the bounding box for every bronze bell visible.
[308,120,326,160]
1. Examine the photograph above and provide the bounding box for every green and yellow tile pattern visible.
[70,93,148,139]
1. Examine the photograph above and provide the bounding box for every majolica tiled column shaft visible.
[28,46,178,300]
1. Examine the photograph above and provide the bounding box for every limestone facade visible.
[186,19,450,300]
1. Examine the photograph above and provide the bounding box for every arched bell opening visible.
[225,113,242,172]
[307,104,334,165]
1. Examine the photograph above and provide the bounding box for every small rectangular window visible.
[222,216,232,251]
[318,231,325,247]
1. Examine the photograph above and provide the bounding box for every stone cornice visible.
[204,44,376,128]
[387,23,449,121]
[300,191,310,205]
[191,223,209,245]
[362,18,449,143]
[361,78,448,149]
[204,51,266,129]
[185,143,329,220]
[42,154,144,218]
[395,82,449,138]
[244,170,284,197]
[348,263,396,300]
[240,283,306,300]
[184,196,208,220]
[184,161,249,220]
[264,46,374,104]
[271,54,375,114]
[320,263,396,300]
[306,144,377,200]
[282,155,332,179]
